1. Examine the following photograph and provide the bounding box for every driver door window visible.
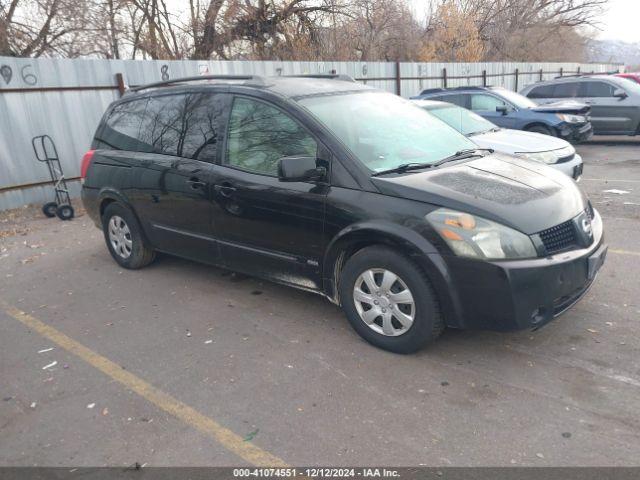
[470,94,507,112]
[226,97,317,176]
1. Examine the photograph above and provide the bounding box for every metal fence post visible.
[514,68,519,92]
[115,73,126,96]
[482,70,487,87]
[395,61,401,96]
[559,67,563,77]
[539,68,543,81]
[442,68,447,88]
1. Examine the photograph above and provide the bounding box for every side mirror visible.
[496,105,508,115]
[613,89,628,100]
[277,156,326,182]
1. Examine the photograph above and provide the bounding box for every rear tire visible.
[42,202,57,218]
[525,124,554,136]
[102,203,155,269]
[338,246,444,353]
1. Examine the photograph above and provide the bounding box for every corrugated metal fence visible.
[0,57,621,210]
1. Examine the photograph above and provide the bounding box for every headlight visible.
[426,209,537,260]
[556,113,586,123]
[517,150,558,164]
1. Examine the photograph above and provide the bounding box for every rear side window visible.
[435,94,467,108]
[138,92,224,161]
[225,97,317,176]
[551,82,580,98]
[580,81,616,97]
[470,94,506,111]
[99,99,148,151]
[527,84,554,98]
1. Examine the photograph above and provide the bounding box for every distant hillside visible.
[588,39,640,67]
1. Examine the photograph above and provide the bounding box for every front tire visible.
[339,246,443,353]
[102,203,155,269]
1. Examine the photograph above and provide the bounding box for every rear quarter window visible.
[98,99,148,151]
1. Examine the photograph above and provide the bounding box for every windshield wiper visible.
[429,148,494,168]
[371,149,494,177]
[371,162,435,176]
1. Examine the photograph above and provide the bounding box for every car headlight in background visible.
[516,144,575,164]
[426,209,537,260]
[517,150,559,164]
[556,113,586,123]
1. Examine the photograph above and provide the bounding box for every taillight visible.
[80,150,95,180]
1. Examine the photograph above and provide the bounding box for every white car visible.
[412,99,583,179]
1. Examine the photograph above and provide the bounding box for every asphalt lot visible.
[1,137,639,467]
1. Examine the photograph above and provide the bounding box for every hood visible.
[471,128,570,154]
[371,153,586,235]
[529,100,590,114]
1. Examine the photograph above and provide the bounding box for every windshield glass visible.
[425,104,497,136]
[617,77,640,94]
[298,92,476,172]
[493,88,538,109]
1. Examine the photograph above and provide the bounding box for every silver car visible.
[520,75,640,136]
[413,99,583,179]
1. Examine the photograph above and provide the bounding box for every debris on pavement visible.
[243,428,259,441]
[42,361,57,370]
[30,402,37,409]
[38,347,54,353]
[87,403,96,409]
[602,189,630,195]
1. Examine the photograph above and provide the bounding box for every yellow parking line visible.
[0,301,287,467]
[610,249,640,257]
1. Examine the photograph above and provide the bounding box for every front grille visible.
[538,219,578,254]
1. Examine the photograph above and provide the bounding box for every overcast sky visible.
[598,0,639,42]
[407,0,639,44]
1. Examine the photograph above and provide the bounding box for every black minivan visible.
[81,75,607,353]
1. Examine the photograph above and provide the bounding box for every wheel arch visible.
[97,189,153,245]
[523,122,555,135]
[322,221,464,328]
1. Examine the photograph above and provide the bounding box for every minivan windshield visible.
[424,104,497,136]
[298,92,476,172]
[492,88,538,109]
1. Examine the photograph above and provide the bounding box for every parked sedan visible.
[412,99,584,179]
[520,75,640,136]
[412,86,592,143]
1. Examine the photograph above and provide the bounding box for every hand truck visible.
[32,135,75,220]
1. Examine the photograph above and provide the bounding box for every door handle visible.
[214,183,237,198]
[186,177,207,189]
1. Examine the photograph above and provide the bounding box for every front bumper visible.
[557,122,593,144]
[551,153,584,180]
[439,229,606,331]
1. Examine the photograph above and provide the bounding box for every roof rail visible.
[419,85,488,95]
[129,75,267,93]
[285,73,356,82]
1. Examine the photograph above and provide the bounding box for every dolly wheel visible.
[42,202,58,218]
[56,205,75,221]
